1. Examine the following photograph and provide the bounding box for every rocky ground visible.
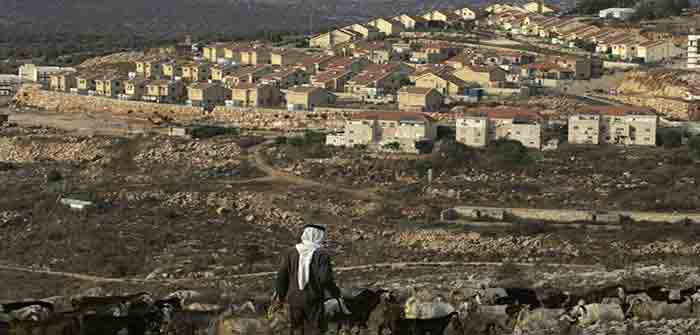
[3,123,700,335]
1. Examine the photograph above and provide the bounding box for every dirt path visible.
[0,261,603,285]
[248,142,383,202]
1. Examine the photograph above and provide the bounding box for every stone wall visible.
[594,94,691,120]
[210,106,370,130]
[450,206,700,224]
[14,87,205,121]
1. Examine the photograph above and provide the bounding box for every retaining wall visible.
[14,87,205,120]
[450,206,700,224]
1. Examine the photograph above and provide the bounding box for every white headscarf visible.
[295,226,326,290]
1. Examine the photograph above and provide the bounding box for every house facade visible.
[327,111,437,152]
[286,86,336,110]
[187,83,231,107]
[398,87,443,112]
[229,84,282,107]
[568,107,658,146]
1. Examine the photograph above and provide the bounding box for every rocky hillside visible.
[617,69,700,99]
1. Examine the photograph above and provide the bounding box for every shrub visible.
[382,142,401,151]
[46,170,63,182]
[487,139,531,167]
[658,130,682,148]
[431,140,475,171]
[274,136,288,145]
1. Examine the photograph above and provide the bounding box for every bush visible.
[487,139,530,168]
[274,136,288,145]
[431,140,475,171]
[658,130,682,149]
[46,170,63,182]
[382,142,401,151]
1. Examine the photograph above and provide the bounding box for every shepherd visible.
[274,224,350,335]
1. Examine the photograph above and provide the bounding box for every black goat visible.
[80,314,151,335]
[385,312,460,335]
[494,288,541,308]
[327,289,388,334]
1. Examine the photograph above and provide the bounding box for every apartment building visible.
[326,111,437,152]
[456,108,544,149]
[689,35,699,70]
[568,114,601,144]
[568,106,658,146]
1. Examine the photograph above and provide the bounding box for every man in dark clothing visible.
[275,224,347,335]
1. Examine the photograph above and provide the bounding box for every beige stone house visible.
[121,78,149,100]
[136,57,166,79]
[422,10,461,24]
[310,29,360,49]
[310,69,355,91]
[76,74,98,94]
[348,24,382,40]
[398,87,443,112]
[49,71,76,92]
[187,83,230,107]
[345,64,407,97]
[162,60,187,78]
[270,50,306,66]
[203,43,227,62]
[181,63,211,82]
[211,64,240,82]
[367,18,405,36]
[415,71,471,96]
[240,48,271,65]
[259,67,309,89]
[229,83,282,107]
[286,86,336,110]
[327,111,437,152]
[222,65,272,86]
[143,80,185,104]
[95,76,127,97]
[453,65,507,87]
[392,14,428,30]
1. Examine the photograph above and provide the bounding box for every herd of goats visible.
[2,284,700,335]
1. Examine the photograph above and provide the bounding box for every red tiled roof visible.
[469,107,543,121]
[351,111,434,122]
[584,106,655,116]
